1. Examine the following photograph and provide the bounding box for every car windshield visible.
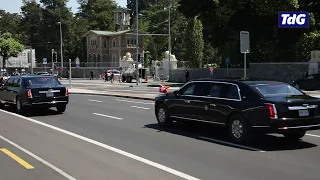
[24,77,61,88]
[250,83,303,97]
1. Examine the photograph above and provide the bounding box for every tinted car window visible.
[13,78,21,87]
[5,78,14,86]
[180,83,196,95]
[193,82,210,96]
[209,83,224,98]
[223,84,240,100]
[250,83,303,97]
[23,77,61,88]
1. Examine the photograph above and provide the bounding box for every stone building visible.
[82,7,144,68]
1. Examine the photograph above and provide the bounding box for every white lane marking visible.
[88,99,103,103]
[199,136,266,153]
[93,113,123,120]
[306,133,320,138]
[115,99,154,105]
[131,106,150,110]
[0,134,76,180]
[0,109,200,180]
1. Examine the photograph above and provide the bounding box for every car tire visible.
[228,114,251,144]
[56,105,66,113]
[0,101,4,109]
[156,104,172,127]
[283,131,306,141]
[16,96,24,115]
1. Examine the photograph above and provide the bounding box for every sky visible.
[0,0,127,13]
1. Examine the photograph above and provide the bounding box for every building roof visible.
[82,29,133,37]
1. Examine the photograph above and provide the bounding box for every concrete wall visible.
[168,62,309,83]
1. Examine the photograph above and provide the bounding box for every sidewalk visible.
[69,88,157,100]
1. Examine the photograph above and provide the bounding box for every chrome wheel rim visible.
[158,108,166,123]
[231,120,243,139]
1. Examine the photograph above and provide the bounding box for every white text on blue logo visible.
[281,14,306,25]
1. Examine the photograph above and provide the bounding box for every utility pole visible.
[168,0,172,81]
[29,47,33,74]
[135,0,139,85]
[51,49,54,74]
[58,22,63,68]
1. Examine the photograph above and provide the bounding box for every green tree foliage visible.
[184,16,204,68]
[0,10,22,41]
[0,33,24,68]
[178,0,320,65]
[77,0,116,31]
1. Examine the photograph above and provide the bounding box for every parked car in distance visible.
[155,79,320,144]
[35,72,51,76]
[292,73,320,90]
[0,75,69,114]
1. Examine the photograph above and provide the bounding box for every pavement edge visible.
[69,92,155,101]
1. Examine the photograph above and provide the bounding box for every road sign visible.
[225,57,230,65]
[43,58,47,65]
[240,31,250,53]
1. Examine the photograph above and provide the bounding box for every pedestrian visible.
[110,71,114,83]
[185,69,190,82]
[104,70,108,82]
[90,70,94,80]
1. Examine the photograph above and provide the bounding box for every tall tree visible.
[127,0,156,25]
[184,16,204,68]
[77,0,116,31]
[0,10,22,41]
[0,33,24,68]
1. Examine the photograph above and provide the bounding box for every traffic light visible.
[138,53,141,62]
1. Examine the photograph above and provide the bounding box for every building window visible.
[112,38,116,47]
[127,39,130,45]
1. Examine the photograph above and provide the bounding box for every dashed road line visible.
[131,106,150,110]
[115,99,154,105]
[93,113,123,120]
[0,148,34,169]
[0,135,76,180]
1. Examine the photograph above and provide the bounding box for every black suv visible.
[155,79,320,144]
[0,75,69,114]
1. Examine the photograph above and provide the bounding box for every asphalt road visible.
[2,94,320,179]
[60,80,179,95]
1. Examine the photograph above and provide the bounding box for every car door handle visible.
[210,103,216,106]
[184,100,191,103]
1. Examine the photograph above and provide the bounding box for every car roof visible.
[16,75,55,79]
[190,78,285,86]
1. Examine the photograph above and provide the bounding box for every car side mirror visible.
[173,90,180,96]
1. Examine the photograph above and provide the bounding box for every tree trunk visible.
[2,56,6,69]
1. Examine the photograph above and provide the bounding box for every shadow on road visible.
[144,122,317,152]
[2,105,61,117]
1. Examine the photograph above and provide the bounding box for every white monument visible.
[159,51,178,80]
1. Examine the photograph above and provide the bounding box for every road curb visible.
[69,92,155,101]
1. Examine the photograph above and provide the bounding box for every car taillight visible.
[27,89,33,98]
[66,88,69,96]
[265,103,278,119]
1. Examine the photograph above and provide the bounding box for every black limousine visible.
[155,79,320,143]
[0,75,69,114]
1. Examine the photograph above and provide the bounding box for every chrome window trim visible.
[178,80,242,101]
[171,116,225,125]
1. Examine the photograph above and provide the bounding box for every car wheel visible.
[56,105,66,113]
[156,104,172,127]
[16,97,24,115]
[228,114,251,144]
[283,131,306,141]
[0,101,4,109]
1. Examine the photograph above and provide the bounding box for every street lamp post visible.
[135,0,139,85]
[51,49,54,73]
[168,0,172,81]
[58,22,63,68]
